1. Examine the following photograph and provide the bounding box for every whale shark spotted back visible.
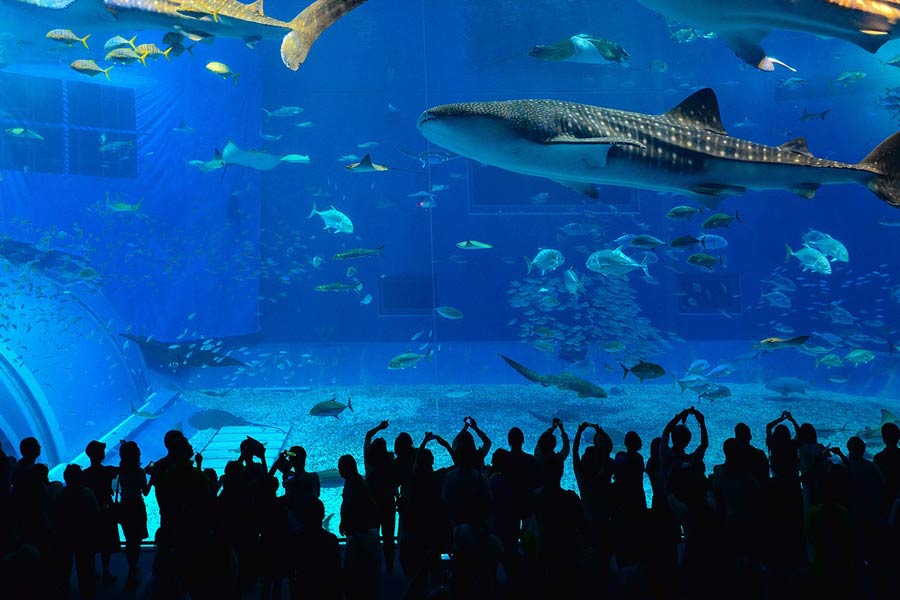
[418,88,900,208]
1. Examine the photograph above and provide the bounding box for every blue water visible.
[1,0,900,489]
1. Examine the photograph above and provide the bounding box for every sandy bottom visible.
[139,383,897,538]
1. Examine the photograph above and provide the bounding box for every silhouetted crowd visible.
[2,408,900,599]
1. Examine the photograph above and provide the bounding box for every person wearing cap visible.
[83,440,120,584]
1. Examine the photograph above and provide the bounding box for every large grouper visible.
[0,0,368,70]
[417,88,900,208]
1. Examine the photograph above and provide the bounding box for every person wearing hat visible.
[83,440,120,584]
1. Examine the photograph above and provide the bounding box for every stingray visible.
[221,139,283,171]
[345,153,389,172]
[120,333,247,369]
[187,408,286,433]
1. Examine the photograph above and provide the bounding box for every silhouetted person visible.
[504,426,538,524]
[613,430,647,569]
[449,516,504,600]
[282,445,320,516]
[453,416,491,469]
[155,436,214,598]
[875,422,900,514]
[392,429,418,571]
[290,498,341,600]
[54,464,99,599]
[711,437,761,595]
[796,422,828,514]
[9,437,51,566]
[0,441,15,551]
[645,436,664,510]
[117,440,150,587]
[766,412,799,480]
[364,420,398,573]
[147,429,187,533]
[534,417,569,487]
[759,417,806,595]
[805,464,857,598]
[532,454,584,596]
[443,425,493,529]
[83,440,120,583]
[339,453,380,600]
[485,448,520,591]
[734,422,770,485]
[835,436,886,591]
[400,432,452,597]
[573,422,613,575]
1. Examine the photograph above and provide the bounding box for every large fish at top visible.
[417,88,900,208]
[0,0,367,70]
[635,0,900,70]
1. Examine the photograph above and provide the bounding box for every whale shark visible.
[635,0,900,70]
[417,88,900,208]
[0,0,367,70]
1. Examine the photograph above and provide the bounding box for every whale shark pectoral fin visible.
[550,179,600,199]
[691,183,747,196]
[790,183,820,199]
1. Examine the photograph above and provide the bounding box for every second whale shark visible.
[417,88,900,208]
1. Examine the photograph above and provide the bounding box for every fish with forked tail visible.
[2,0,368,70]
[418,88,900,209]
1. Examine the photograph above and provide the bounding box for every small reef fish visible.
[785,243,831,275]
[70,60,113,80]
[46,29,90,48]
[457,240,493,250]
[103,35,137,52]
[206,61,240,83]
[333,246,384,260]
[308,202,353,233]
[314,282,363,293]
[389,349,432,370]
[309,397,353,418]
[105,48,148,66]
[586,247,648,277]
[754,335,809,351]
[263,106,303,119]
[621,360,666,382]
[435,306,463,320]
[525,248,565,275]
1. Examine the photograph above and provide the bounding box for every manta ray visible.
[635,0,900,71]
[0,0,367,70]
[417,88,900,208]
[121,333,247,369]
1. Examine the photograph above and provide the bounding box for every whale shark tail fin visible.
[859,131,900,208]
[281,0,368,70]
